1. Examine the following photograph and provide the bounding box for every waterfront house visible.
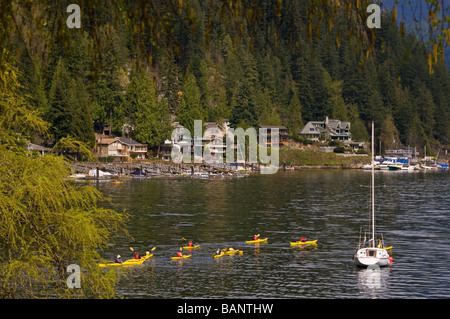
[298,117,352,142]
[260,125,289,148]
[26,143,52,155]
[115,137,148,160]
[95,134,147,160]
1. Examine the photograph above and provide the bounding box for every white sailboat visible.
[354,122,391,267]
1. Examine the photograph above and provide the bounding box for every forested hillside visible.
[5,0,450,155]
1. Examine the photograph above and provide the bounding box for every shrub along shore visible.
[279,148,370,169]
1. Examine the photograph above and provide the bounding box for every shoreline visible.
[68,158,367,180]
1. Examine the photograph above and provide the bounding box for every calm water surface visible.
[94,169,449,298]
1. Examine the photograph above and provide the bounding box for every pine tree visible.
[159,51,181,114]
[47,58,72,142]
[229,80,260,129]
[330,80,349,121]
[379,114,401,153]
[127,70,171,148]
[70,78,95,148]
[285,86,303,135]
[176,72,205,133]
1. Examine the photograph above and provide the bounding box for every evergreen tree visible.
[70,78,95,148]
[47,58,94,147]
[330,80,349,121]
[176,72,205,133]
[284,85,303,135]
[379,114,401,153]
[127,70,171,148]
[47,58,72,142]
[159,50,181,114]
[229,80,260,129]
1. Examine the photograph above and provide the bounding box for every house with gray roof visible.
[298,117,352,142]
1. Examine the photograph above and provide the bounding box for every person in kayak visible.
[115,255,123,263]
[188,240,193,247]
[215,248,222,256]
[300,237,307,242]
[177,248,183,258]
[253,235,259,240]
[134,251,140,259]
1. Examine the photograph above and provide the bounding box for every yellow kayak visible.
[182,245,201,249]
[224,249,243,256]
[246,237,268,244]
[213,252,225,258]
[171,255,192,260]
[290,239,318,246]
[98,254,153,267]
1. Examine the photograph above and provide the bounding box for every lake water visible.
[94,169,450,299]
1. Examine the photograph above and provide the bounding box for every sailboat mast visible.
[371,121,375,247]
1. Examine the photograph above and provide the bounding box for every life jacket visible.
[177,251,182,257]
[134,253,140,259]
[300,237,306,242]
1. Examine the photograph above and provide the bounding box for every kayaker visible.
[300,237,307,242]
[215,248,222,255]
[115,255,123,263]
[253,235,258,240]
[377,238,384,248]
[177,248,183,258]
[134,251,140,259]
[188,241,193,247]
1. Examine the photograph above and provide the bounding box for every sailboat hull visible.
[354,248,391,267]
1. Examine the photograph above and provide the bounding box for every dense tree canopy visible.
[0,0,448,154]
[0,63,129,298]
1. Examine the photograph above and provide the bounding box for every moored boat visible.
[388,163,402,171]
[354,122,392,268]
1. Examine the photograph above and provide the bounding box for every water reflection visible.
[356,266,392,298]
[95,170,450,298]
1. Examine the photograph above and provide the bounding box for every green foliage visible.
[176,72,205,132]
[0,63,48,150]
[333,146,345,153]
[0,146,129,298]
[0,61,128,298]
[1,0,449,155]
[47,58,94,147]
[126,70,172,147]
[52,135,95,162]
